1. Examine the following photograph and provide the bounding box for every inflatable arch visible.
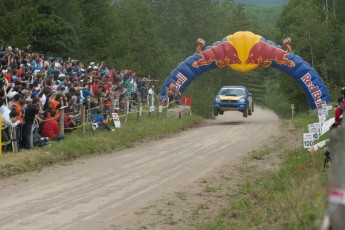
[159,31,331,110]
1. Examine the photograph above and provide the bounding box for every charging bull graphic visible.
[245,38,295,68]
[160,31,331,110]
[192,38,242,68]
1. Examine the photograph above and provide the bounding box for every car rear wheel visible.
[213,108,219,116]
[248,104,252,116]
[252,103,254,112]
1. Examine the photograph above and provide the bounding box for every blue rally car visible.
[214,86,254,117]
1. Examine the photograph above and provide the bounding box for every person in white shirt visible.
[148,84,155,107]
[0,98,20,152]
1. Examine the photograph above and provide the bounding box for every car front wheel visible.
[243,106,248,117]
[213,108,219,116]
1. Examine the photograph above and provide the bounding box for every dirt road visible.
[0,107,280,230]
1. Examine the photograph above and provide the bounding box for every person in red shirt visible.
[91,79,99,93]
[5,68,12,83]
[41,110,64,141]
[334,88,345,127]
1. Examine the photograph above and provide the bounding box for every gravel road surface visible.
[0,107,280,230]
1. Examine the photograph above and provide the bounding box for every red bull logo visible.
[245,38,295,68]
[192,39,241,68]
[192,31,295,72]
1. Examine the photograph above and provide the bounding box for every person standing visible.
[168,81,178,108]
[148,84,155,107]
[23,97,41,149]
[11,94,24,149]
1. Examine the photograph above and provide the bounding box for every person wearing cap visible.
[0,98,20,152]
[7,91,19,109]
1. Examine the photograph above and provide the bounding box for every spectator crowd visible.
[0,44,160,152]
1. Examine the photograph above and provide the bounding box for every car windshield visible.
[219,88,246,96]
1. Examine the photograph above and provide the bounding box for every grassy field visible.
[0,111,204,179]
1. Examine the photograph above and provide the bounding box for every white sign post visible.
[112,113,121,128]
[308,123,320,141]
[303,133,314,149]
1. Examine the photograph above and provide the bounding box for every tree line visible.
[0,0,344,116]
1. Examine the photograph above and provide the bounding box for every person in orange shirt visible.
[50,94,62,120]
[168,81,177,108]
[11,94,24,149]
[11,94,24,123]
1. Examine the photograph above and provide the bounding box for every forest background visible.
[0,0,344,118]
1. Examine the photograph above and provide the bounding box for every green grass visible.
[198,149,327,229]
[0,112,203,179]
[197,114,328,229]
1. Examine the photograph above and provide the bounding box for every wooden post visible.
[30,124,34,149]
[110,94,115,116]
[10,127,17,152]
[166,88,169,108]
[148,92,152,117]
[125,90,128,122]
[81,105,85,135]
[158,94,162,115]
[86,98,91,129]
[59,107,65,135]
[137,95,141,120]
[99,98,104,115]
[115,91,120,114]
[328,127,345,229]
[291,104,295,120]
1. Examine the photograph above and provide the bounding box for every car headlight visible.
[239,98,245,103]
[215,97,220,102]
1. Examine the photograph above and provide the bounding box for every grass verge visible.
[0,112,204,179]
[198,112,329,229]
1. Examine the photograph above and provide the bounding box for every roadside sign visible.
[112,113,121,128]
[308,123,320,140]
[303,133,314,148]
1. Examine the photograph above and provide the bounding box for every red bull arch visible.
[159,31,331,110]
